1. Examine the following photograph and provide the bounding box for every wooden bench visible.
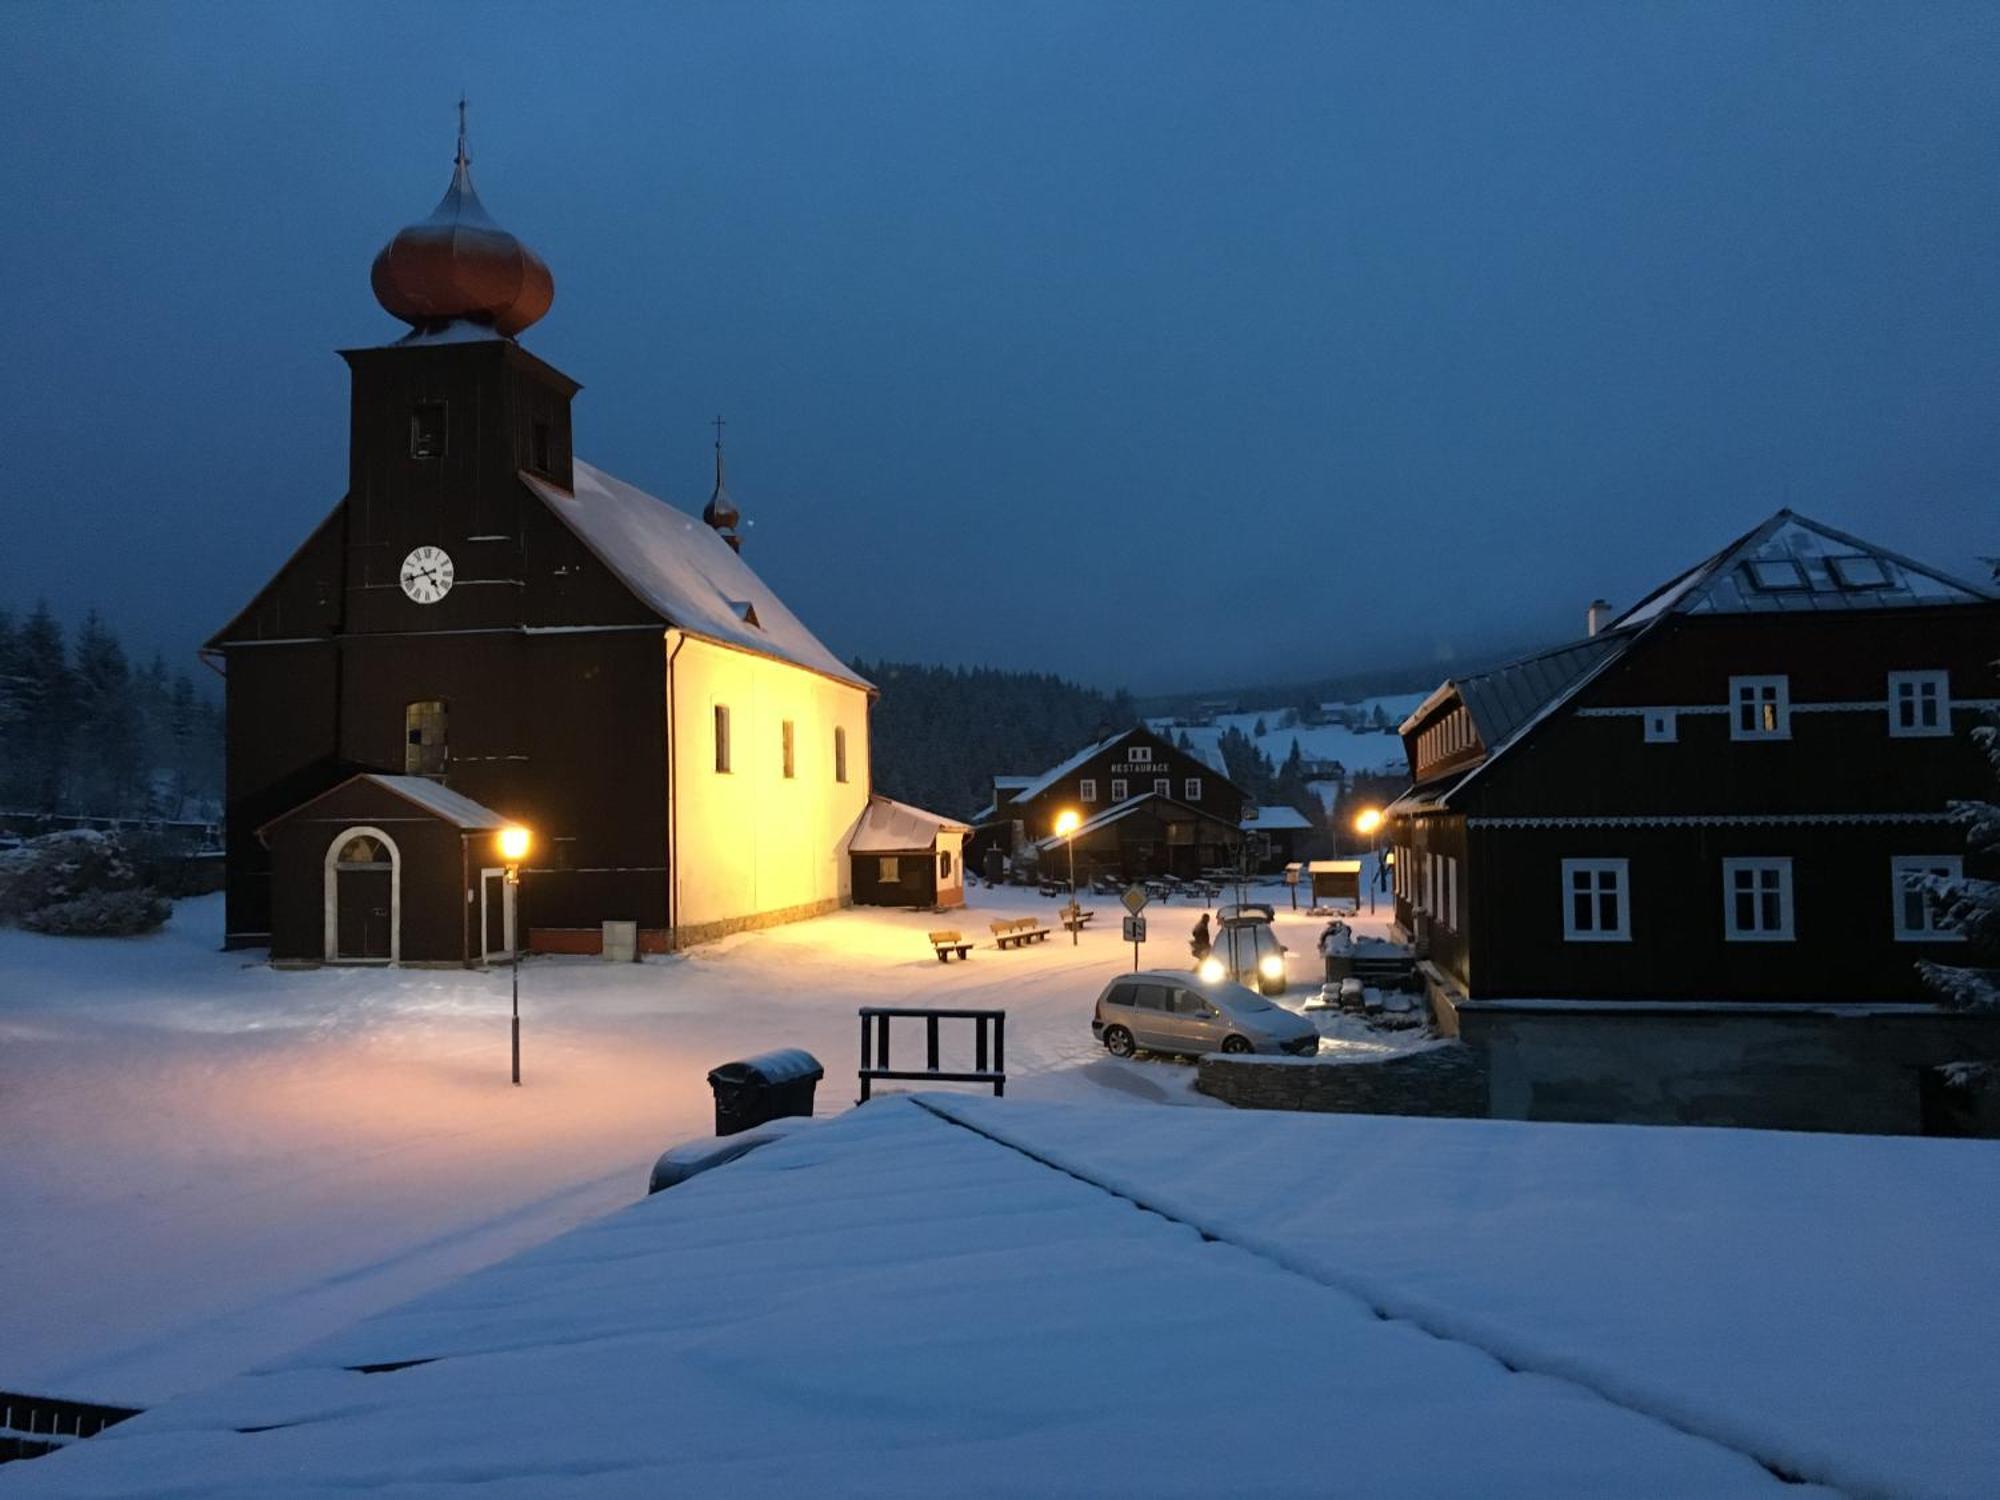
[1060,904,1096,933]
[928,930,973,963]
[990,917,1051,949]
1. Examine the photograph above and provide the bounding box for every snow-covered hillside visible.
[1149,694,1423,795]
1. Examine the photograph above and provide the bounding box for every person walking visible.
[1190,911,1212,961]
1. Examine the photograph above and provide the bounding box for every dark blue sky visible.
[2,2,1994,692]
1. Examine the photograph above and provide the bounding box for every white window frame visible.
[1184,777,1203,802]
[1153,777,1171,798]
[1127,746,1153,765]
[1079,778,1098,804]
[1887,671,1951,739]
[1890,855,1963,942]
[1110,778,1129,802]
[1643,710,1677,744]
[1729,676,1790,741]
[1560,858,1630,942]
[1722,857,1794,942]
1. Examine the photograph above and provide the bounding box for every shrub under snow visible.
[20,888,172,936]
[0,829,170,935]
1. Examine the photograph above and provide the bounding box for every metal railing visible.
[858,1007,1006,1103]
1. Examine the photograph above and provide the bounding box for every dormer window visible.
[530,419,552,474]
[410,402,448,460]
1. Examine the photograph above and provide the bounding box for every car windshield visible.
[1224,989,1274,1013]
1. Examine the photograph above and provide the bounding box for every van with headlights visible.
[1200,905,1289,995]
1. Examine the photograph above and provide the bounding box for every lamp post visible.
[1353,807,1384,915]
[1054,809,1081,945]
[498,824,531,1086]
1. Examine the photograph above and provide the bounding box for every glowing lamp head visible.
[497,825,532,864]
[1354,808,1384,837]
[1197,955,1226,985]
[1258,953,1285,982]
[1054,809,1082,837]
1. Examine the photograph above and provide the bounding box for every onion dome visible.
[370,103,553,337]
[703,417,742,544]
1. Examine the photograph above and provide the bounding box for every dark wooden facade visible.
[851,852,946,908]
[213,339,670,953]
[1390,588,1999,1005]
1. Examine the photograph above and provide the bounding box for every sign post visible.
[1120,883,1150,971]
[1283,861,1303,910]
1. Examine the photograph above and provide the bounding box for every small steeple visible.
[703,414,743,551]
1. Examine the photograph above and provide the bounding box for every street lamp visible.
[1353,807,1384,914]
[1054,808,1082,945]
[498,824,531,1086]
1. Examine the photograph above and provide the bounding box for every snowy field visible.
[0,877,1384,1408]
[1150,694,1424,807]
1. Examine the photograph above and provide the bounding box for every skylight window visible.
[1828,555,1893,590]
[1745,559,1809,592]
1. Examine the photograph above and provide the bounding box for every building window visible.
[1561,858,1629,942]
[714,704,732,774]
[1644,710,1677,744]
[1445,856,1459,929]
[409,402,447,459]
[1128,746,1153,764]
[1154,777,1171,797]
[1184,777,1202,801]
[1080,778,1098,803]
[1723,858,1794,941]
[1888,671,1950,738]
[1729,676,1790,741]
[1891,855,1962,941]
[1111,778,1129,802]
[939,850,954,880]
[530,420,552,474]
[878,856,899,882]
[834,726,848,783]
[781,719,796,779]
[404,700,447,777]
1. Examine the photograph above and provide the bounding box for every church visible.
[209,117,886,964]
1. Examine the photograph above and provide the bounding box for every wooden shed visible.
[848,797,970,910]
[1307,858,1363,909]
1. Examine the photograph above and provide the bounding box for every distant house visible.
[1241,804,1314,868]
[974,725,1249,881]
[1385,512,2000,1130]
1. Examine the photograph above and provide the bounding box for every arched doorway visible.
[324,827,400,963]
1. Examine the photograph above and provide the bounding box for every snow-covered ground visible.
[5,1097,1848,1499]
[1149,694,1424,803]
[0,878,1387,1407]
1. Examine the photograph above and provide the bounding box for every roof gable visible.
[258,773,510,835]
[847,795,970,853]
[522,461,871,691]
[1009,724,1240,806]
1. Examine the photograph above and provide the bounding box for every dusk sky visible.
[2,2,1994,693]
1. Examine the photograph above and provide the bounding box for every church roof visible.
[523,461,871,691]
[257,773,511,835]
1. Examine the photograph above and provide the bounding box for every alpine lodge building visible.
[208,120,909,965]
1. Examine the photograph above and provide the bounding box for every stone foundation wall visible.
[529,897,849,956]
[1460,1004,2000,1136]
[1195,1045,1488,1118]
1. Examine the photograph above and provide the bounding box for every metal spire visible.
[704,414,742,543]
[456,96,470,169]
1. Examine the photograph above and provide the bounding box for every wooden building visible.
[975,726,1249,881]
[208,120,881,964]
[1386,512,1998,1011]
[848,797,969,910]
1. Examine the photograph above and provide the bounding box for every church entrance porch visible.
[260,773,515,967]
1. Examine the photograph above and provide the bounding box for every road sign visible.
[1121,883,1150,915]
[1121,914,1147,943]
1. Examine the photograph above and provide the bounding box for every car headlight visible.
[1258,954,1284,980]
[1198,956,1226,984]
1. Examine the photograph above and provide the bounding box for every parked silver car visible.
[1091,970,1320,1059]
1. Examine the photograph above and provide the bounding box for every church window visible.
[835,726,849,783]
[531,419,552,474]
[939,850,953,880]
[714,704,732,774]
[782,719,796,779]
[336,834,391,867]
[410,402,448,459]
[404,700,447,777]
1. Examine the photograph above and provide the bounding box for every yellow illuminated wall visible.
[668,632,872,930]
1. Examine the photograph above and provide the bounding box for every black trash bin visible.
[707,1048,824,1136]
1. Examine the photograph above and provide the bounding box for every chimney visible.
[1586,599,1611,637]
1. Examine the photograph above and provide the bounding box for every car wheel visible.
[1103,1026,1135,1058]
[1221,1034,1254,1054]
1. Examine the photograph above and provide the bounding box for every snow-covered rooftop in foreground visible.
[523,460,871,690]
[15,1097,1900,1500]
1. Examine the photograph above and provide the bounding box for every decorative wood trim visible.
[1468,812,1957,829]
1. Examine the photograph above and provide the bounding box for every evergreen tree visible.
[7,603,75,812]
[72,610,143,815]
[1920,702,2000,1014]
[1253,715,1268,737]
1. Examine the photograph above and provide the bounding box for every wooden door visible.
[481,870,509,960]
[337,868,393,960]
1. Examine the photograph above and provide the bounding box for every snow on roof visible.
[22,1098,1861,1497]
[846,795,969,853]
[1006,728,1129,805]
[1242,805,1312,831]
[993,775,1034,790]
[370,775,512,830]
[522,461,871,691]
[1610,509,1993,629]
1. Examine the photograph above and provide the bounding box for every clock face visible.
[400,546,455,605]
